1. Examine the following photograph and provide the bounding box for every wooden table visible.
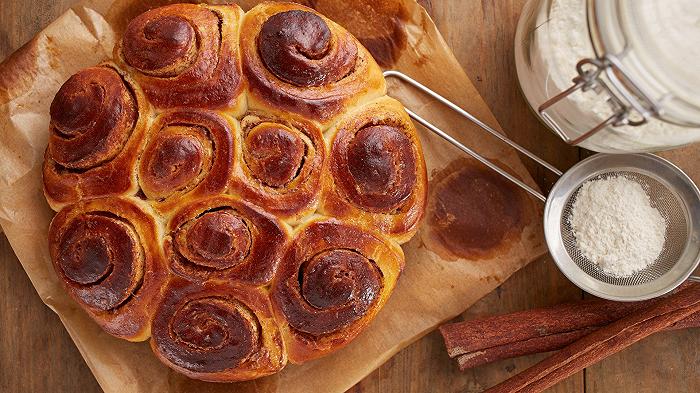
[1,1,698,392]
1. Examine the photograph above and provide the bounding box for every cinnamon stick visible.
[441,295,700,370]
[484,283,700,393]
[456,327,595,370]
[440,299,644,358]
[455,311,700,370]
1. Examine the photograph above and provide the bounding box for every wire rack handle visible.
[384,70,562,202]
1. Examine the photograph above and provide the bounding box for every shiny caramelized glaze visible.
[176,211,252,270]
[119,4,244,110]
[48,67,135,170]
[240,3,386,125]
[244,123,306,188]
[271,219,403,363]
[337,124,417,211]
[57,213,144,310]
[323,96,427,244]
[45,1,426,381]
[283,248,382,335]
[165,196,287,285]
[138,110,234,211]
[48,198,168,341]
[231,112,325,222]
[258,10,357,87]
[150,278,286,381]
[43,66,147,210]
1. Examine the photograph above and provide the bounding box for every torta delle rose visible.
[44,1,427,382]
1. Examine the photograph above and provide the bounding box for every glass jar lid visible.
[589,0,700,127]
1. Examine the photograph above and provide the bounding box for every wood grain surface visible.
[0,1,698,392]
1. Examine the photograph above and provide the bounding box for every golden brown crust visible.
[47,197,167,341]
[321,96,428,244]
[239,2,386,127]
[164,195,289,285]
[116,3,245,113]
[42,65,149,211]
[230,111,326,223]
[43,2,427,382]
[137,110,235,213]
[150,277,286,382]
[270,218,403,363]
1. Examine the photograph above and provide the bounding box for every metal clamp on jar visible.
[515,0,700,153]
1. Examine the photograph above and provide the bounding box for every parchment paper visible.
[0,1,548,392]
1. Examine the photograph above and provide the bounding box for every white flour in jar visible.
[545,0,700,151]
[570,176,667,277]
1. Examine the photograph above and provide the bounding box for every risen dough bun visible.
[44,2,427,382]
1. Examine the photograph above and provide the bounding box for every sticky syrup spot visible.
[424,158,528,260]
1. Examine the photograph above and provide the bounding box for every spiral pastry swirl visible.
[165,196,288,285]
[258,10,356,87]
[230,112,325,222]
[44,2,428,382]
[118,4,245,112]
[48,198,167,341]
[322,97,428,244]
[240,3,386,126]
[151,278,286,382]
[43,66,148,210]
[271,219,403,363]
[138,110,234,212]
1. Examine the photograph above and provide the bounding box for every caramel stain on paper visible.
[409,15,431,68]
[299,0,409,67]
[424,158,528,261]
[44,36,63,72]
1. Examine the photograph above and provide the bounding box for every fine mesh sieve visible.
[544,153,700,301]
[561,171,686,287]
[385,70,700,301]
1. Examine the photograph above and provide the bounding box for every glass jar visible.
[515,0,700,153]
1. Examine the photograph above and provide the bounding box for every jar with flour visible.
[515,0,700,153]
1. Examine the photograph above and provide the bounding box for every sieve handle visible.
[384,70,562,203]
[689,276,700,283]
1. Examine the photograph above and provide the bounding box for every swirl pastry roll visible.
[164,195,288,285]
[322,97,427,244]
[43,65,148,211]
[271,218,403,363]
[230,112,325,222]
[43,2,430,381]
[48,198,167,341]
[117,3,245,113]
[151,278,286,382]
[240,2,386,127]
[138,110,234,212]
